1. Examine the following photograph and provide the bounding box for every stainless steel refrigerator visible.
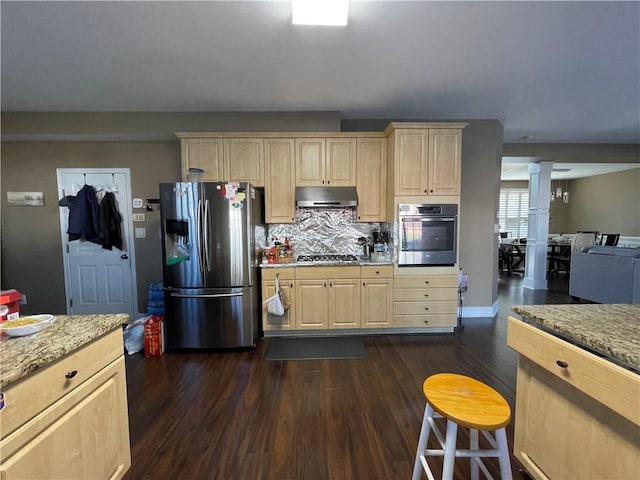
[159,182,264,349]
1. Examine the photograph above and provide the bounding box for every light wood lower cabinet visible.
[261,268,296,331]
[361,265,393,328]
[0,329,131,480]
[295,267,361,330]
[507,317,640,480]
[394,274,458,328]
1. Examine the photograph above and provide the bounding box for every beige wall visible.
[343,119,504,311]
[3,112,635,317]
[1,141,180,315]
[565,169,640,236]
[1,112,340,316]
[501,170,640,236]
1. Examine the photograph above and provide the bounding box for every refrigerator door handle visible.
[170,292,244,299]
[196,199,203,276]
[204,199,211,272]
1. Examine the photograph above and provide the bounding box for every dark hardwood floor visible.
[123,274,571,480]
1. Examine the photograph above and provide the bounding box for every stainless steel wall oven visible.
[398,204,458,266]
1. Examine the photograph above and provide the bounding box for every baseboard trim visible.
[460,301,500,318]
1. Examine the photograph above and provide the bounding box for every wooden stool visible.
[412,373,513,480]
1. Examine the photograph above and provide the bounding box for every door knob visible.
[121,254,129,260]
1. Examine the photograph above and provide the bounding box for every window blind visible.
[498,189,529,240]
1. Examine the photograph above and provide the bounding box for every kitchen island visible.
[508,304,639,480]
[0,314,131,479]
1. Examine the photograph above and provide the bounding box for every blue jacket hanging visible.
[67,184,102,245]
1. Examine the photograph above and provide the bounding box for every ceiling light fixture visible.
[291,0,349,26]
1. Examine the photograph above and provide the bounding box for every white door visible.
[57,168,138,319]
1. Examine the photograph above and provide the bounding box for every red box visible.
[144,315,166,357]
[1,290,21,322]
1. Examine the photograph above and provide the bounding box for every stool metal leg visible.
[470,428,479,480]
[495,427,513,480]
[412,404,434,480]
[442,420,458,480]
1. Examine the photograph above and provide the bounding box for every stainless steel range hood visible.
[295,186,358,208]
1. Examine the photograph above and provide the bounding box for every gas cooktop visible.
[296,254,359,263]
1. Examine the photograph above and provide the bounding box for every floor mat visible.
[263,336,368,361]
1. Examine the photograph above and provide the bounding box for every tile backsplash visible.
[266,208,392,257]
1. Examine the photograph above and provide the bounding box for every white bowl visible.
[1,314,55,337]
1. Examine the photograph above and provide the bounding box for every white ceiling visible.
[500,160,640,181]
[2,1,639,144]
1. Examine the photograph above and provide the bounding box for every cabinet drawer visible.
[361,265,393,278]
[394,301,457,315]
[394,314,456,328]
[394,287,457,302]
[261,267,296,281]
[0,328,123,438]
[0,356,131,478]
[394,275,457,288]
[295,266,360,280]
[507,317,640,426]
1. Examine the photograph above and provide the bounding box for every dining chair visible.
[598,233,620,246]
[500,243,525,274]
[548,233,595,275]
[577,231,599,242]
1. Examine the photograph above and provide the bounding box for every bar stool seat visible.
[412,373,513,480]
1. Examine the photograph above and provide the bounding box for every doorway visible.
[57,168,138,319]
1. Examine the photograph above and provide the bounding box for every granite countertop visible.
[261,260,394,268]
[0,314,128,389]
[511,304,640,372]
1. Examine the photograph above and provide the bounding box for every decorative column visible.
[523,162,552,290]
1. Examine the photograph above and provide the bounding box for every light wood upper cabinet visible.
[264,138,296,223]
[392,127,462,196]
[295,138,325,186]
[428,129,462,196]
[223,138,264,186]
[356,137,387,222]
[326,138,357,186]
[395,130,427,195]
[180,139,224,181]
[295,138,356,186]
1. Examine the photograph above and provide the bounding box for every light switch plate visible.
[132,213,146,222]
[132,198,144,208]
[135,228,146,238]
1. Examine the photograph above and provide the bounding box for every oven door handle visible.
[415,217,456,222]
[400,216,456,222]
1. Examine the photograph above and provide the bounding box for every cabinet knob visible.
[324,283,327,287]
[556,360,569,368]
[424,294,429,297]
[376,270,380,274]
[290,283,294,288]
[327,181,330,185]
[424,307,429,311]
[424,189,427,193]
[424,281,430,284]
[65,370,78,379]
[424,320,429,324]
[330,282,333,287]
[362,282,366,287]
[430,189,434,193]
